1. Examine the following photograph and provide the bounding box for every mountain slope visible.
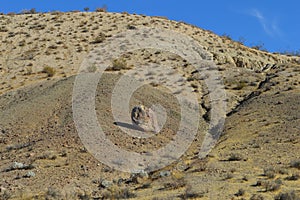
[0,11,299,199]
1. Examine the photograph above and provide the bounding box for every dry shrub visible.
[106,58,130,71]
[95,6,107,12]
[42,66,56,77]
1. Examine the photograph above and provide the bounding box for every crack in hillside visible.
[200,100,211,122]
[198,72,277,123]
[226,73,278,117]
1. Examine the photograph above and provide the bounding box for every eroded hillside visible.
[0,11,299,199]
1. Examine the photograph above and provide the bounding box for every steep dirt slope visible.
[0,66,299,199]
[0,72,204,199]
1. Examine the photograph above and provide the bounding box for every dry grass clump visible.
[252,179,282,192]
[177,185,205,199]
[290,160,300,169]
[45,187,62,199]
[227,153,244,161]
[101,186,136,199]
[233,81,248,90]
[221,33,232,41]
[91,32,106,44]
[250,194,264,200]
[106,58,130,71]
[263,179,282,192]
[234,188,245,197]
[20,8,37,15]
[285,173,300,181]
[263,167,276,179]
[225,79,248,90]
[86,65,97,73]
[0,190,11,200]
[42,66,56,77]
[95,6,107,12]
[162,177,186,190]
[275,191,300,200]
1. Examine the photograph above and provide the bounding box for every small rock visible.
[12,162,25,169]
[8,162,34,171]
[136,170,149,178]
[79,147,88,153]
[100,180,113,188]
[159,170,171,177]
[130,170,149,178]
[125,170,149,184]
[102,166,112,172]
[176,162,189,172]
[25,171,35,178]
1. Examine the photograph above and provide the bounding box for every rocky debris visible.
[3,162,34,172]
[125,171,149,184]
[159,170,171,177]
[12,162,25,169]
[24,171,36,178]
[100,180,113,188]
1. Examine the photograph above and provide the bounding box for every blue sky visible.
[1,0,299,53]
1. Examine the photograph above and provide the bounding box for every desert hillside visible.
[0,11,299,200]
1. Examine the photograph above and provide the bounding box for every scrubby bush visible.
[45,187,62,199]
[95,5,107,12]
[280,50,300,57]
[264,179,282,192]
[263,167,276,179]
[250,194,264,200]
[251,42,266,51]
[102,187,136,199]
[20,8,37,14]
[91,33,106,44]
[108,58,128,71]
[178,185,204,199]
[285,173,300,181]
[221,33,232,41]
[275,191,300,200]
[235,188,245,197]
[42,66,56,77]
[290,160,300,169]
[228,153,244,161]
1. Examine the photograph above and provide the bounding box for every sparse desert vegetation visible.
[109,57,129,71]
[0,10,299,200]
[42,66,56,77]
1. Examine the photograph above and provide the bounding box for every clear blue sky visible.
[1,0,299,53]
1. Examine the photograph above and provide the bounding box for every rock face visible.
[131,105,159,133]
